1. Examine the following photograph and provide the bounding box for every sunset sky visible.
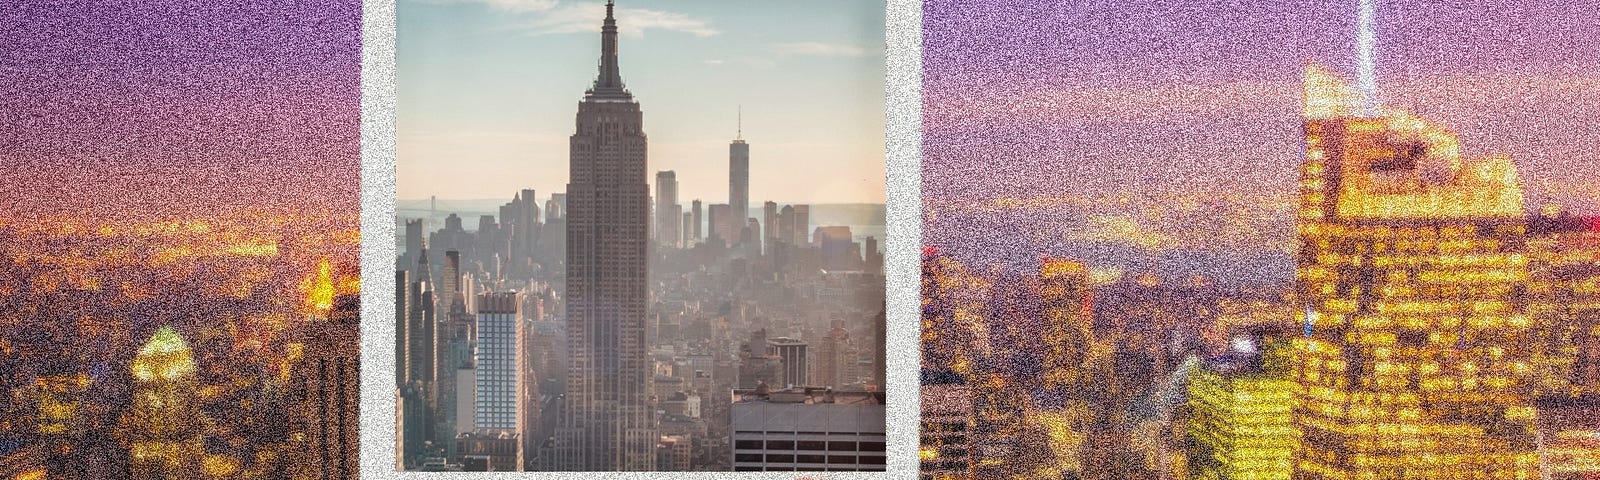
[0,0,362,221]
[923,0,1599,214]
[922,0,1599,280]
[396,0,887,204]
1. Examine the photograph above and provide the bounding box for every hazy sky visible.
[923,0,1600,215]
[397,0,888,204]
[0,0,362,221]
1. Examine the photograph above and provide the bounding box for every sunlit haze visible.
[398,0,887,204]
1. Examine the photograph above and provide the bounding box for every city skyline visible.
[397,0,888,204]
[0,1,364,478]
[919,1,1600,478]
[921,0,1599,283]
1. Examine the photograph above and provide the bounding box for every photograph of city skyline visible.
[393,0,888,472]
[920,1,1600,479]
[0,1,363,479]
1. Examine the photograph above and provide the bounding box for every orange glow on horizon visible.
[302,259,336,317]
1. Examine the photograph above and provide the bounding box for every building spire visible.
[593,0,624,93]
[737,105,742,140]
[1356,0,1379,116]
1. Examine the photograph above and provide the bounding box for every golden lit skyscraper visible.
[121,326,204,478]
[291,293,361,480]
[1290,65,1540,478]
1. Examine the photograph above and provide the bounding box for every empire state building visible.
[552,0,656,471]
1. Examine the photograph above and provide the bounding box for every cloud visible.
[522,3,718,37]
[415,0,717,37]
[769,42,874,58]
[701,59,725,66]
[416,0,558,13]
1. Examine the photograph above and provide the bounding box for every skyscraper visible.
[655,171,680,249]
[769,337,809,387]
[292,293,361,480]
[474,292,521,433]
[1290,64,1538,478]
[792,204,810,246]
[553,1,657,470]
[708,203,735,245]
[763,201,779,253]
[817,322,852,387]
[691,200,703,244]
[730,119,750,246]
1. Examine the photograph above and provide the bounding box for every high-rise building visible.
[1289,65,1539,478]
[405,219,426,271]
[656,171,680,248]
[1185,334,1297,480]
[729,388,887,472]
[123,326,204,477]
[920,381,975,480]
[435,267,475,461]
[816,322,852,388]
[1529,213,1600,394]
[516,188,541,258]
[769,337,809,387]
[779,205,796,247]
[681,212,693,248]
[691,200,703,243]
[730,127,750,245]
[395,270,411,389]
[475,292,522,433]
[864,236,882,273]
[763,201,779,252]
[792,205,810,246]
[709,203,735,245]
[291,293,362,480]
[553,1,656,470]
[744,218,762,257]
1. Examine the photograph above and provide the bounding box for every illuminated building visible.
[729,388,887,472]
[1290,64,1540,478]
[552,1,657,470]
[1186,335,1297,480]
[1529,213,1600,394]
[920,380,975,480]
[290,293,361,480]
[1533,394,1600,479]
[121,326,203,478]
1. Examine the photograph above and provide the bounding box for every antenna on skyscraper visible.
[1356,0,1379,116]
[737,105,742,140]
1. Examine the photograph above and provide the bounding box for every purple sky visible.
[0,0,361,221]
[923,0,1600,214]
